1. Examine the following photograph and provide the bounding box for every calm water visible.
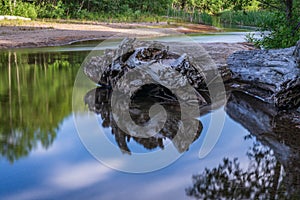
[0,34,299,200]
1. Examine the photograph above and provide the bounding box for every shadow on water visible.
[186,91,300,199]
[0,50,87,163]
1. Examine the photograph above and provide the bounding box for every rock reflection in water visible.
[84,85,203,154]
[186,92,300,199]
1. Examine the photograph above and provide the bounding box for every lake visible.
[0,32,299,199]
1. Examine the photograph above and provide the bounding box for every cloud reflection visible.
[50,161,115,190]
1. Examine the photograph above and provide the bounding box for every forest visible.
[0,0,296,20]
[0,0,299,48]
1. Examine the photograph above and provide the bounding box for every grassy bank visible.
[0,10,274,31]
[166,9,213,25]
[218,10,275,27]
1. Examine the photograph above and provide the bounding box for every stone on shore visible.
[227,42,300,109]
[83,37,299,109]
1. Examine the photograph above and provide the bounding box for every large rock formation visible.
[84,38,210,105]
[227,43,300,109]
[84,38,251,87]
[84,38,299,110]
[83,38,251,106]
[83,38,300,195]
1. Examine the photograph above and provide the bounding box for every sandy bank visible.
[0,21,220,49]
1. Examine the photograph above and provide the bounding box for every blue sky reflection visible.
[0,110,254,200]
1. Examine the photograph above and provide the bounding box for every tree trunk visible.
[9,0,12,13]
[285,0,293,24]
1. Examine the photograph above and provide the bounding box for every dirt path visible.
[0,21,220,49]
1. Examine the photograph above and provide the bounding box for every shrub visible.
[13,2,38,19]
[167,9,213,25]
[247,12,300,49]
[0,0,10,15]
[219,10,274,27]
[0,1,37,19]
[37,0,65,19]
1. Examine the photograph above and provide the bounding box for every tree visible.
[249,0,300,48]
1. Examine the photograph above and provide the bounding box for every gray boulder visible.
[227,42,300,109]
[294,40,300,66]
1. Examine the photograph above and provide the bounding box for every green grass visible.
[0,19,54,29]
[166,9,213,25]
[63,11,170,23]
[219,10,275,27]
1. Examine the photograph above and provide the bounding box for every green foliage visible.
[247,11,300,48]
[0,1,37,19]
[251,0,300,48]
[0,0,10,15]
[37,0,66,19]
[13,2,38,19]
[219,10,274,27]
[172,0,259,15]
[167,9,213,25]
[0,0,298,48]
[199,12,213,25]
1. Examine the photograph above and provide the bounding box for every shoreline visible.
[0,20,221,49]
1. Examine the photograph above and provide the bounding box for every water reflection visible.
[1,48,298,199]
[187,140,288,199]
[187,92,300,199]
[84,85,203,154]
[0,50,86,162]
